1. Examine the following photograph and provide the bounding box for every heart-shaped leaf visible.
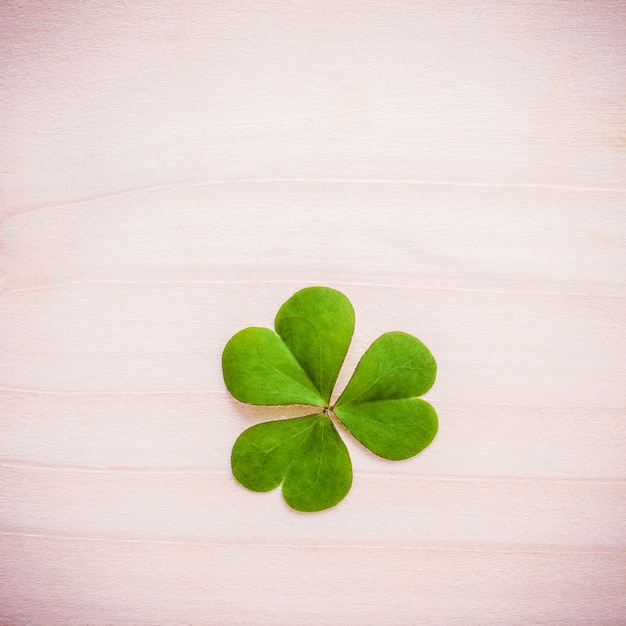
[222,287,354,407]
[231,414,352,512]
[334,332,438,460]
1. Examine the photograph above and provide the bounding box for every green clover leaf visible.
[223,286,438,512]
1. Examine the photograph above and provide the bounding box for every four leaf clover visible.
[222,286,438,512]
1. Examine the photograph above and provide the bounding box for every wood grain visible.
[2,535,624,625]
[1,1,625,624]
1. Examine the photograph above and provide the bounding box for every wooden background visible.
[1,2,625,624]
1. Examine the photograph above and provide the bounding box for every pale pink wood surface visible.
[1,2,625,625]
